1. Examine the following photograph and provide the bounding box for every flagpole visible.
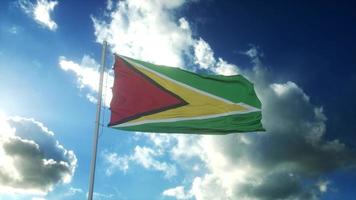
[88,40,107,200]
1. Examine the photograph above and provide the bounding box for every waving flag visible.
[109,55,264,134]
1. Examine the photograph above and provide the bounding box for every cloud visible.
[92,0,193,68]
[0,114,77,195]
[103,152,130,176]
[103,145,177,178]
[193,38,216,69]
[92,192,114,200]
[64,186,83,197]
[244,46,260,58]
[106,0,113,10]
[192,38,240,75]
[18,0,58,31]
[58,55,114,107]
[214,58,240,76]
[92,1,239,74]
[162,186,192,200]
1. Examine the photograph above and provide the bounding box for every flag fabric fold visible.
[109,55,264,134]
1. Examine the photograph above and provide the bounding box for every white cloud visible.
[215,58,240,76]
[0,114,77,195]
[58,55,114,107]
[193,38,240,75]
[18,0,58,31]
[59,55,100,90]
[92,0,193,68]
[190,175,230,200]
[86,94,98,104]
[106,0,113,10]
[103,145,177,178]
[270,81,309,101]
[162,186,192,200]
[133,146,177,178]
[193,38,216,69]
[102,152,130,176]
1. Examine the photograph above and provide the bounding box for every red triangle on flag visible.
[109,57,186,126]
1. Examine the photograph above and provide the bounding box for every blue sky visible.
[0,0,355,200]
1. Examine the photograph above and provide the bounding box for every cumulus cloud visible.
[18,0,58,31]
[92,0,193,67]
[103,145,177,178]
[58,55,114,107]
[193,38,240,75]
[92,3,239,74]
[0,114,77,195]
[193,38,216,69]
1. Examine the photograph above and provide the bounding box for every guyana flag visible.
[109,55,264,134]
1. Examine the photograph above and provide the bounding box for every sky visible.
[0,0,356,200]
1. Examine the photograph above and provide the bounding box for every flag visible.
[109,55,264,134]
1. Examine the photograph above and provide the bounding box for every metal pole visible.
[88,41,107,200]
